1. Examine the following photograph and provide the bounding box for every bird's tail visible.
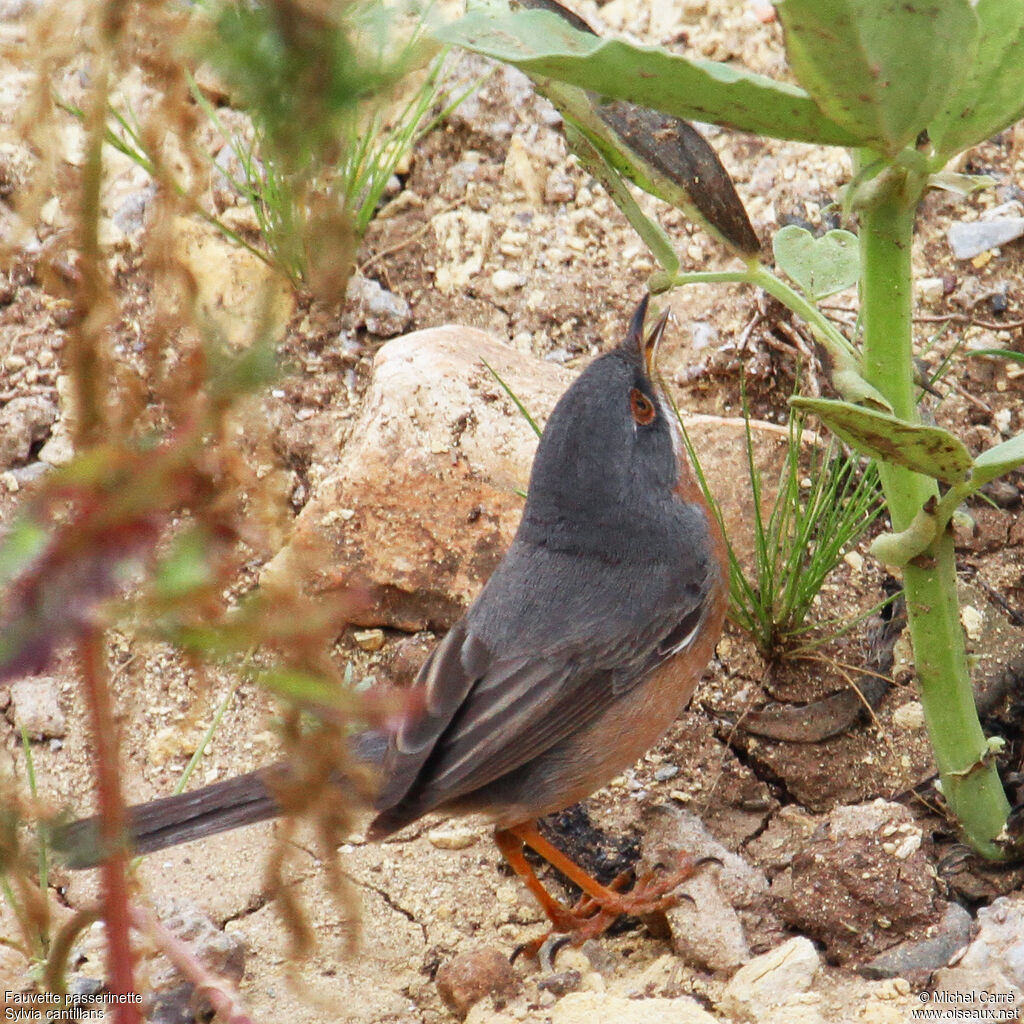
[56,732,388,869]
[57,768,282,869]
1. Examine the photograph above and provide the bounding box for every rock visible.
[503,134,546,206]
[112,185,155,236]
[353,628,385,652]
[0,0,42,20]
[860,902,973,980]
[346,274,412,338]
[7,677,66,739]
[490,269,526,293]
[538,970,582,997]
[141,898,246,1023]
[0,395,58,468]
[549,991,717,1024]
[262,326,560,630]
[778,800,941,964]
[638,805,780,970]
[544,172,575,205]
[10,461,50,487]
[435,948,519,1019]
[718,936,821,1022]
[173,216,294,349]
[263,326,790,631]
[947,218,1024,260]
[427,823,479,850]
[934,893,1024,1007]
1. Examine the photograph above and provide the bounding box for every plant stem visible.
[669,265,858,362]
[857,160,1010,858]
[80,627,140,1023]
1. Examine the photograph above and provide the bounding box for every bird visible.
[59,294,729,950]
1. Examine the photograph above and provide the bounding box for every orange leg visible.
[493,827,585,933]
[494,822,699,956]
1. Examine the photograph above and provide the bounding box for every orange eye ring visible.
[629,388,656,426]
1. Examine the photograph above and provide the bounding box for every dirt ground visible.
[2,0,1024,1021]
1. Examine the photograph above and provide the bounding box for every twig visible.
[914,312,1024,332]
[128,905,255,1024]
[358,199,462,276]
[80,627,140,1024]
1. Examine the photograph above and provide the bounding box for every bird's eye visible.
[629,388,656,426]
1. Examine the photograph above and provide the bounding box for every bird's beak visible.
[643,307,671,379]
[626,295,671,378]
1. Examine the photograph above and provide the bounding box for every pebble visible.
[436,948,519,1019]
[7,677,66,739]
[892,701,925,730]
[538,970,582,997]
[353,628,385,652]
[347,275,412,337]
[960,605,984,642]
[935,894,1024,1005]
[860,902,972,980]
[947,218,1024,260]
[717,937,821,1021]
[0,395,58,469]
[491,269,526,293]
[427,824,479,850]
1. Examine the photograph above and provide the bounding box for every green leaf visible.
[968,348,1024,364]
[971,432,1024,488]
[435,9,859,146]
[0,517,48,588]
[153,527,215,600]
[772,226,859,302]
[929,0,1024,159]
[927,171,995,198]
[775,0,978,156]
[256,667,343,705]
[790,397,973,484]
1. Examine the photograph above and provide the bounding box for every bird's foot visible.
[513,856,702,962]
[584,851,700,918]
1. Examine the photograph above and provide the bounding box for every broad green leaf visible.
[790,397,973,484]
[775,0,978,157]
[971,432,1024,489]
[773,226,859,302]
[435,9,859,146]
[929,0,1024,159]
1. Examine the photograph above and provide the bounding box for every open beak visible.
[626,295,672,378]
[643,307,671,379]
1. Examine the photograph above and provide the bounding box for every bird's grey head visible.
[520,296,682,544]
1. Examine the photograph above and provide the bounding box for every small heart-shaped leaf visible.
[790,397,973,484]
[773,226,860,302]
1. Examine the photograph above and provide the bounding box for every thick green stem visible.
[858,162,1010,858]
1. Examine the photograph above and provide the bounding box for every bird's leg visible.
[496,822,701,960]
[510,822,697,919]
[493,827,588,933]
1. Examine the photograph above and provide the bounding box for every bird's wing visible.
[374,541,713,822]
